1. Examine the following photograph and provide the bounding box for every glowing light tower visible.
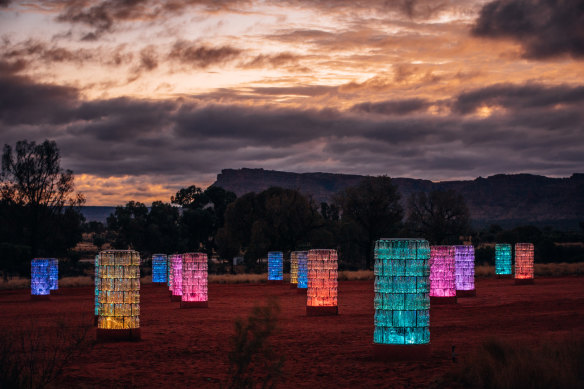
[373,239,430,360]
[267,251,283,284]
[96,250,141,341]
[169,254,183,302]
[307,249,338,316]
[31,258,51,300]
[429,246,457,304]
[296,251,309,294]
[290,251,299,288]
[514,243,534,285]
[495,243,513,278]
[49,258,58,291]
[151,254,168,284]
[94,254,100,325]
[454,245,476,297]
[181,252,208,308]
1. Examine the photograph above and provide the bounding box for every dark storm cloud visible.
[453,83,584,114]
[0,0,12,7]
[241,52,301,69]
[1,75,583,180]
[351,98,430,115]
[168,41,241,68]
[473,0,584,59]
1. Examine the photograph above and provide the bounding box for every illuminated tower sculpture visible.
[429,246,457,304]
[96,250,141,341]
[267,251,283,284]
[306,249,338,316]
[181,252,208,308]
[290,251,299,288]
[454,245,476,297]
[169,254,183,302]
[94,254,100,325]
[49,258,58,291]
[151,254,168,284]
[31,258,51,300]
[514,243,534,285]
[373,239,430,359]
[296,251,309,293]
[495,243,513,278]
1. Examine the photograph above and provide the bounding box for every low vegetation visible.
[442,336,584,389]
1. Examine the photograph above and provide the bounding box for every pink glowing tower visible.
[169,254,183,302]
[429,246,457,304]
[181,252,208,308]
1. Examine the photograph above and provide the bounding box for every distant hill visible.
[80,206,116,223]
[213,168,584,230]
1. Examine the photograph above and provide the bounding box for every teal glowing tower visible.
[495,244,512,276]
[374,238,430,356]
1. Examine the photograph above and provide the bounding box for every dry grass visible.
[339,270,374,281]
[441,336,584,389]
[476,262,584,278]
[209,273,269,284]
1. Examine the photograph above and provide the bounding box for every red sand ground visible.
[1,276,583,388]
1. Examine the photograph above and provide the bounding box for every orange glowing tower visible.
[307,249,338,316]
[514,243,534,285]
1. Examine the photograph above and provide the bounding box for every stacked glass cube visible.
[169,254,183,298]
[182,253,208,303]
[290,251,299,285]
[97,250,140,330]
[454,245,475,291]
[151,253,168,283]
[429,246,456,298]
[296,251,309,289]
[307,249,338,307]
[268,251,283,281]
[31,258,51,296]
[515,243,534,280]
[495,243,512,275]
[49,258,58,291]
[373,239,430,345]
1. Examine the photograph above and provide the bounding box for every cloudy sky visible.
[1,0,583,205]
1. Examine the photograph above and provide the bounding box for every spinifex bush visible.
[227,299,285,389]
[445,336,584,389]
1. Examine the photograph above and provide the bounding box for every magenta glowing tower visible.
[514,243,534,285]
[306,249,338,316]
[429,246,457,304]
[181,252,208,308]
[454,245,476,297]
[169,254,183,302]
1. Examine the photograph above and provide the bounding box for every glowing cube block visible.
[296,251,308,289]
[515,243,534,280]
[373,239,430,345]
[181,253,208,304]
[96,250,140,331]
[94,254,100,316]
[31,258,51,296]
[307,249,338,313]
[152,254,168,283]
[495,243,512,275]
[430,246,456,298]
[169,254,183,298]
[49,258,58,291]
[454,245,475,291]
[268,251,283,281]
[290,252,299,285]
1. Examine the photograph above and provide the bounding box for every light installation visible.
[454,245,475,297]
[152,254,168,283]
[94,254,100,322]
[49,258,58,291]
[515,243,534,284]
[96,250,141,341]
[290,251,299,286]
[495,243,513,276]
[181,252,208,308]
[169,254,183,301]
[268,251,283,283]
[373,239,430,353]
[429,246,457,303]
[31,258,51,299]
[296,251,309,291]
[307,249,338,315]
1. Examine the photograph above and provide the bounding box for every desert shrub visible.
[0,316,93,388]
[226,299,285,389]
[444,336,584,389]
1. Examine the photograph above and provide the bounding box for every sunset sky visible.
[1,0,583,205]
